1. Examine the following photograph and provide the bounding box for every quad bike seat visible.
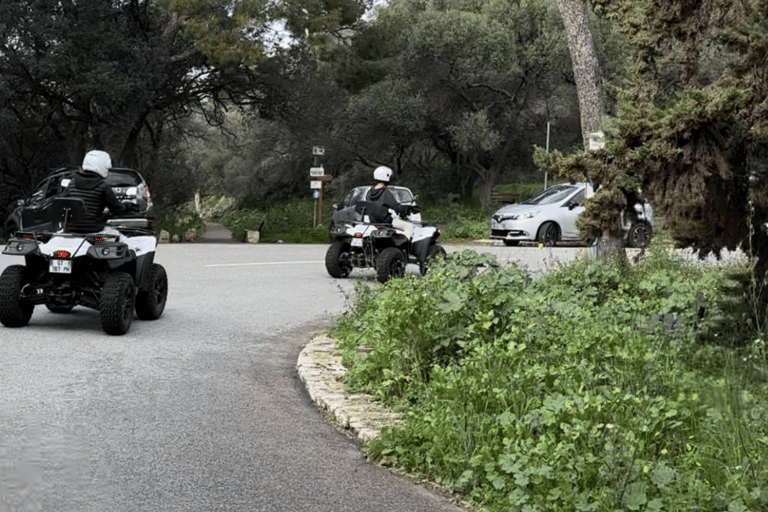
[50,197,87,232]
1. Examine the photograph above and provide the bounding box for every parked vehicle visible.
[490,182,654,248]
[325,201,444,283]
[0,197,167,335]
[329,185,420,232]
[4,166,154,237]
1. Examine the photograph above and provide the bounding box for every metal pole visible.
[545,121,550,190]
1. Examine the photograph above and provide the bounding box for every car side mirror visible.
[566,201,579,210]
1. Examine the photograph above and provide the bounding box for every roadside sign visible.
[588,131,605,151]
[309,167,324,177]
[310,180,322,189]
[312,146,325,156]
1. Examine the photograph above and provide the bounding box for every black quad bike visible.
[0,198,168,335]
[325,201,446,283]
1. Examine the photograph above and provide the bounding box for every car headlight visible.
[502,210,540,221]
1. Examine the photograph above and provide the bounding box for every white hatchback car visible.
[490,183,653,248]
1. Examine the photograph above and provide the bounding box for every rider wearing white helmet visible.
[365,166,413,223]
[63,150,127,232]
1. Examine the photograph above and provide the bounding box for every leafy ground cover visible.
[331,247,768,511]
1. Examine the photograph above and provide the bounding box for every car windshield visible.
[106,170,141,187]
[390,188,414,203]
[521,185,578,205]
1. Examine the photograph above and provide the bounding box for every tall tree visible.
[0,0,271,206]
[332,0,580,205]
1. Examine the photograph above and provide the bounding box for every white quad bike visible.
[325,200,446,283]
[0,197,167,335]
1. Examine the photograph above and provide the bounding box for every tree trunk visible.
[555,0,605,148]
[556,0,624,259]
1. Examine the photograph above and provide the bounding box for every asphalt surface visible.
[0,235,471,512]
[5,224,737,512]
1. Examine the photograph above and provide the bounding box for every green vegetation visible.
[211,181,545,244]
[331,247,768,511]
[216,197,333,244]
[155,205,205,241]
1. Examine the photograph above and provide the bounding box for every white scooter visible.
[0,197,167,335]
[325,201,445,283]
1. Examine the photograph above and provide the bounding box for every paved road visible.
[0,240,592,512]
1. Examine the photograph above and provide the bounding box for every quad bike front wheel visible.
[325,241,353,278]
[419,244,447,275]
[377,247,406,283]
[0,265,34,327]
[100,272,135,335]
[135,263,168,320]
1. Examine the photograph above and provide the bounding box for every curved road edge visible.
[297,334,402,442]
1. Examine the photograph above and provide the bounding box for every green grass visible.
[331,246,768,511]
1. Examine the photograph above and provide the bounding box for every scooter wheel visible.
[420,244,446,276]
[326,241,352,278]
[0,265,33,327]
[100,272,135,335]
[377,247,406,283]
[135,263,168,320]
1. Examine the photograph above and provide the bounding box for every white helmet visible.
[373,166,393,182]
[82,150,112,179]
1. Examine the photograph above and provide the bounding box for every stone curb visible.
[296,334,401,442]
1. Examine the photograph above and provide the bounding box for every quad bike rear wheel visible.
[377,247,406,283]
[0,265,33,327]
[135,263,168,320]
[325,241,353,278]
[100,272,135,335]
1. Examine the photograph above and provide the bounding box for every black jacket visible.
[366,186,409,223]
[63,170,125,232]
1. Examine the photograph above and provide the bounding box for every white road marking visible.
[206,261,323,268]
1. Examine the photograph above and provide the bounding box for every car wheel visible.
[100,272,135,335]
[538,222,560,247]
[503,239,520,247]
[46,304,74,314]
[377,247,406,283]
[419,244,446,275]
[325,241,353,278]
[0,265,34,327]
[627,222,653,248]
[135,264,168,320]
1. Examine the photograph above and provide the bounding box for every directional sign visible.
[310,180,322,189]
[309,167,324,177]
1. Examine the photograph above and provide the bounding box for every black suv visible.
[4,166,154,237]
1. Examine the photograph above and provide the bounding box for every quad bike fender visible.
[133,251,156,289]
[412,226,440,263]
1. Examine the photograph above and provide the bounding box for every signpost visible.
[310,147,331,228]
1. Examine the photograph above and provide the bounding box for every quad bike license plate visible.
[50,259,72,274]
[351,238,363,247]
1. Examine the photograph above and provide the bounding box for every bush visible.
[216,196,331,243]
[332,247,768,511]
[154,204,205,240]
